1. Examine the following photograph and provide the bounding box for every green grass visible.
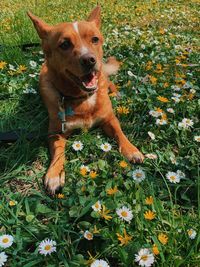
[0,0,200,266]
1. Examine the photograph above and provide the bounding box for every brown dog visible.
[28,6,144,194]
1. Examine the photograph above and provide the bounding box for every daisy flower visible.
[116,206,133,223]
[92,201,102,212]
[167,108,175,114]
[132,169,146,183]
[149,110,161,118]
[135,248,155,267]
[29,60,37,68]
[90,259,110,267]
[156,118,167,125]
[72,141,83,151]
[38,239,56,256]
[178,118,194,129]
[194,136,200,142]
[147,131,155,140]
[187,229,197,239]
[100,143,112,152]
[84,231,93,240]
[176,170,185,179]
[166,171,180,184]
[0,252,8,267]
[0,234,14,248]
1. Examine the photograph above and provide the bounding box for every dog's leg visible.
[101,115,144,163]
[44,133,66,194]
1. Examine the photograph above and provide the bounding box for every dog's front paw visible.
[44,168,65,195]
[120,144,144,163]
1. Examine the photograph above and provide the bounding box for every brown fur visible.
[28,6,144,194]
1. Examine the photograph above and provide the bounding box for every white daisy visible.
[145,153,157,160]
[83,230,93,240]
[171,85,181,91]
[178,118,194,129]
[194,136,200,142]
[100,143,112,152]
[149,110,161,118]
[92,201,102,212]
[135,248,155,267]
[176,170,185,179]
[116,206,133,223]
[167,108,174,114]
[72,141,83,151]
[156,118,167,125]
[187,229,197,239]
[91,259,110,267]
[29,73,36,78]
[38,239,56,256]
[0,234,14,248]
[190,89,196,94]
[147,131,155,140]
[171,96,181,103]
[0,252,8,267]
[166,171,180,184]
[29,60,37,68]
[132,169,146,183]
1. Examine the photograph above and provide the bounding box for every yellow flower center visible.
[104,145,108,149]
[76,144,80,148]
[136,173,142,178]
[2,238,9,243]
[44,244,52,251]
[121,211,128,217]
[188,230,192,236]
[141,255,148,261]
[170,175,176,181]
[95,203,99,209]
[86,233,93,239]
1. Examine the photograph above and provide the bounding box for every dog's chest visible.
[62,94,98,131]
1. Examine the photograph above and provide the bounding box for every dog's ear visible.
[27,12,51,39]
[87,5,101,28]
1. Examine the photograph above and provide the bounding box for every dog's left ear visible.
[87,5,101,28]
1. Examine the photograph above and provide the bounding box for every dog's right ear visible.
[27,12,51,39]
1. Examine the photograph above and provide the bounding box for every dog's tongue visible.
[82,72,97,89]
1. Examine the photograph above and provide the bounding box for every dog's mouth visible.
[81,71,98,92]
[65,69,98,93]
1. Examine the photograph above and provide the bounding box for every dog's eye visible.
[60,39,71,50]
[91,36,99,44]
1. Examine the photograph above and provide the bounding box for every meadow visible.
[0,0,200,266]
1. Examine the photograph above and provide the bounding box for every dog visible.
[28,6,144,194]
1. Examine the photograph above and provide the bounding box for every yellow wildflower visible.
[159,28,165,35]
[106,186,118,195]
[119,160,128,168]
[145,196,154,205]
[155,107,163,113]
[163,82,169,88]
[99,205,112,221]
[149,75,157,85]
[116,106,130,115]
[152,244,160,255]
[157,96,169,103]
[0,61,7,69]
[9,200,16,206]
[116,228,132,246]
[57,193,64,199]
[89,171,97,179]
[18,65,27,72]
[80,167,87,176]
[158,233,168,245]
[145,61,152,70]
[93,225,100,234]
[144,210,156,220]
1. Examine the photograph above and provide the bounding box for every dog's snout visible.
[80,53,96,68]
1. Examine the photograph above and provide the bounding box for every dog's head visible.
[28,6,103,92]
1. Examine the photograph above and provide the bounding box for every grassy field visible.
[0,0,200,266]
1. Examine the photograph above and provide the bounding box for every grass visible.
[0,0,200,266]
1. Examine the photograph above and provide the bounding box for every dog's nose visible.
[80,53,96,68]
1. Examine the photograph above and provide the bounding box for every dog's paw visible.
[120,145,144,164]
[44,169,65,195]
